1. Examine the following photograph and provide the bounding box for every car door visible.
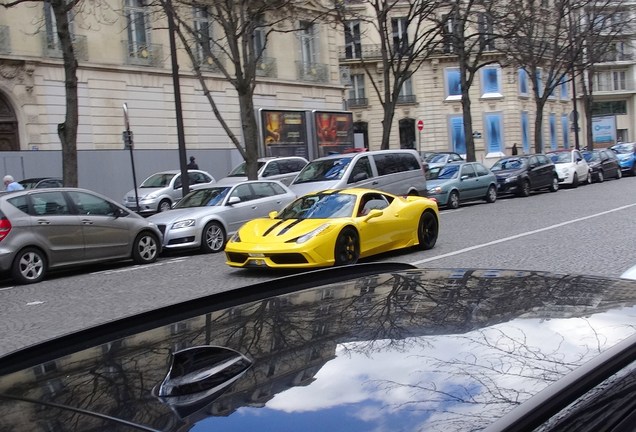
[534,155,552,188]
[249,181,292,214]
[346,156,376,189]
[223,184,260,234]
[458,164,480,200]
[355,193,397,255]
[28,191,85,266]
[66,190,132,260]
[573,150,588,180]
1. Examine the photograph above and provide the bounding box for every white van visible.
[289,149,427,196]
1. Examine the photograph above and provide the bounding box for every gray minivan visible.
[288,149,427,196]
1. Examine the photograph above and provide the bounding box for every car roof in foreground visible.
[0,263,634,431]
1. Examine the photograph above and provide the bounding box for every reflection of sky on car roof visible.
[295,158,353,183]
[548,152,572,163]
[228,161,267,176]
[140,173,175,187]
[262,307,636,431]
[426,154,449,163]
[279,193,356,219]
[491,158,527,171]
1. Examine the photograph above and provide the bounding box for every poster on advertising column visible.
[592,116,617,147]
[313,111,354,157]
[260,110,309,158]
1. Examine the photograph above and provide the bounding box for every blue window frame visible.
[560,76,569,100]
[550,113,557,150]
[449,115,465,154]
[521,111,530,153]
[562,115,570,148]
[485,112,503,153]
[445,68,461,99]
[518,69,529,96]
[481,66,502,97]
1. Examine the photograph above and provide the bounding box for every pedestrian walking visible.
[3,175,24,192]
[511,143,518,155]
[187,156,199,170]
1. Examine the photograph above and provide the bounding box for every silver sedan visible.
[148,180,296,253]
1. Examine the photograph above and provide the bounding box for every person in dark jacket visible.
[187,156,199,169]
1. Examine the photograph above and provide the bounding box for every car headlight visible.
[428,186,443,194]
[143,193,157,200]
[172,219,195,229]
[504,176,518,183]
[294,224,330,244]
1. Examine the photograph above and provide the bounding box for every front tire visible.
[617,169,623,179]
[447,191,460,209]
[417,211,439,250]
[585,171,593,184]
[132,232,159,264]
[201,221,226,253]
[334,228,359,266]
[158,199,172,213]
[517,179,531,197]
[571,173,579,188]
[12,247,47,284]
[549,176,559,192]
[485,185,497,203]
[597,170,604,183]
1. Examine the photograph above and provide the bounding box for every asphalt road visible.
[1,175,635,355]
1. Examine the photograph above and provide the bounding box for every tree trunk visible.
[52,0,78,187]
[237,90,259,180]
[380,101,396,150]
[534,104,544,153]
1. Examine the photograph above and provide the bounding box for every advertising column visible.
[261,110,309,158]
[313,111,354,157]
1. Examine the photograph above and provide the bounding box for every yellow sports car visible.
[225,188,439,269]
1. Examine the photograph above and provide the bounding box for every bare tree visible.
[432,0,505,162]
[1,0,83,186]
[158,0,314,180]
[337,0,441,150]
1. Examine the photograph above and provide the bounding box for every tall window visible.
[521,111,530,153]
[478,13,494,51]
[449,115,466,154]
[125,0,150,57]
[44,0,74,51]
[299,21,317,65]
[561,115,570,148]
[518,69,529,96]
[392,17,409,55]
[481,66,501,97]
[485,113,503,154]
[398,76,415,103]
[550,113,557,150]
[442,13,456,53]
[193,6,212,64]
[560,76,569,100]
[253,15,266,59]
[344,20,361,59]
[348,74,366,107]
[534,69,543,97]
[445,68,461,99]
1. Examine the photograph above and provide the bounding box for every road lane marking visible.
[412,202,636,265]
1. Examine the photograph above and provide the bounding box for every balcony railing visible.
[42,34,88,61]
[0,25,10,54]
[397,94,417,104]
[256,57,277,78]
[597,52,635,62]
[296,61,328,83]
[347,98,368,108]
[193,49,224,72]
[338,44,382,61]
[123,41,163,67]
[592,80,636,92]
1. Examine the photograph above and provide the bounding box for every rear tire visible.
[485,185,497,203]
[617,169,623,179]
[585,171,593,184]
[417,211,438,250]
[597,170,604,183]
[334,228,359,266]
[12,247,47,284]
[447,191,460,209]
[132,232,159,264]
[201,221,226,253]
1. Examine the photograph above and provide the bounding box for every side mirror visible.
[269,210,278,219]
[227,196,241,205]
[363,209,383,222]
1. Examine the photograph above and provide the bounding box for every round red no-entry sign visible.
[417,120,424,131]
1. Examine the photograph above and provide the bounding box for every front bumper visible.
[225,241,334,269]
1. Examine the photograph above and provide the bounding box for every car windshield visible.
[227,161,267,177]
[293,157,353,183]
[490,158,527,171]
[547,152,571,163]
[582,151,599,162]
[611,143,634,154]
[427,164,459,180]
[277,193,356,219]
[175,187,230,208]
[425,154,449,163]
[140,173,175,188]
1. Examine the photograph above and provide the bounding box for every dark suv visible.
[490,154,559,196]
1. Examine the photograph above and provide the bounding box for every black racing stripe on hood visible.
[277,219,304,236]
[262,220,286,237]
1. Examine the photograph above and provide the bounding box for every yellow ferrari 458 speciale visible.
[225,188,439,269]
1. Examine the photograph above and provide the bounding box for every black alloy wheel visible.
[334,228,360,266]
[518,179,531,197]
[417,211,438,250]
